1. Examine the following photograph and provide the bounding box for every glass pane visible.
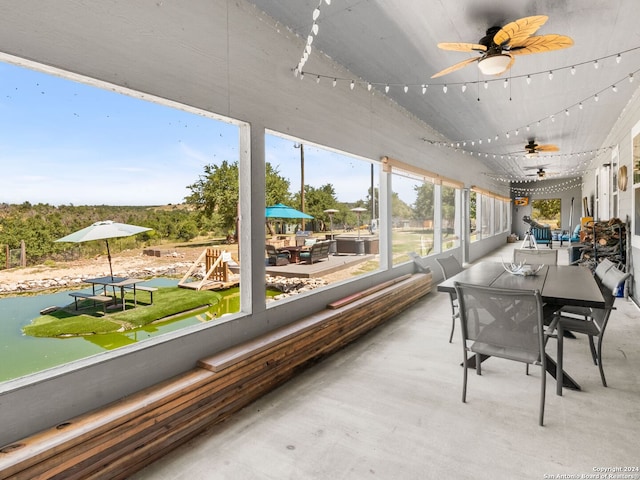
[0,61,242,382]
[470,191,478,242]
[391,175,434,263]
[441,185,459,251]
[265,133,379,284]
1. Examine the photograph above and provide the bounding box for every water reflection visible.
[0,279,243,382]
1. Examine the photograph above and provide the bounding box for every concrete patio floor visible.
[133,243,640,480]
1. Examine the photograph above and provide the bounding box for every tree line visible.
[1,159,437,268]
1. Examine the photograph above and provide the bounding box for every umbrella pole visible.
[106,239,114,281]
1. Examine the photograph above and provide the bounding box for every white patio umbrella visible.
[55,220,152,279]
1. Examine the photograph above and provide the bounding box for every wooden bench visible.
[68,292,113,313]
[1,273,431,479]
[125,285,158,305]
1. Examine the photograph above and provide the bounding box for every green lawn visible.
[23,286,228,337]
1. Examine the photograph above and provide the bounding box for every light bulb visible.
[548,71,553,80]
[616,54,621,64]
[404,85,408,93]
[515,129,519,136]
[594,60,599,69]
[504,79,508,88]
[422,85,427,94]
[506,132,510,139]
[487,138,491,143]
[612,85,618,93]
[300,72,304,80]
[630,73,635,83]
[461,84,467,92]
[385,84,389,93]
[316,75,321,83]
[571,66,576,75]
[579,102,583,109]
[312,23,319,35]
[332,78,337,87]
[350,80,355,90]
[526,75,531,85]
[565,109,570,116]
[594,94,599,102]
[551,115,555,122]
[484,81,488,89]
[325,0,331,5]
[443,85,448,93]
[313,8,320,20]
[367,82,372,91]
[307,35,314,45]
[526,125,530,131]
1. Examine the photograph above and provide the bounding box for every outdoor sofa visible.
[299,240,331,264]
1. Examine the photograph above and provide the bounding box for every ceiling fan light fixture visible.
[477,54,511,75]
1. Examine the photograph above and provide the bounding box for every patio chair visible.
[436,255,464,343]
[266,244,290,266]
[555,265,631,392]
[513,248,558,265]
[454,282,552,426]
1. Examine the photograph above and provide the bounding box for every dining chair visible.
[436,255,464,343]
[555,266,631,393]
[513,248,558,265]
[454,282,552,426]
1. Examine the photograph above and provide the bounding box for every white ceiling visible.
[248,0,640,182]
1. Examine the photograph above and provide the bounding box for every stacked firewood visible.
[577,218,626,269]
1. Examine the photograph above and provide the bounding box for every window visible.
[441,184,460,251]
[632,121,640,248]
[0,61,243,382]
[531,199,561,229]
[265,132,380,280]
[469,191,478,242]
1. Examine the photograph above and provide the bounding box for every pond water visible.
[0,278,242,383]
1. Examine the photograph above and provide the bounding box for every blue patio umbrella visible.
[265,203,313,219]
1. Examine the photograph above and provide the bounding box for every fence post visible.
[20,240,26,267]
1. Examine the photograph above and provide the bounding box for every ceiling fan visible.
[431,15,573,78]
[524,139,559,158]
[524,166,550,178]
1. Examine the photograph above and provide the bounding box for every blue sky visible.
[0,61,416,206]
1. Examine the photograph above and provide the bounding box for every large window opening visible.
[531,198,561,229]
[0,61,243,382]
[264,132,380,286]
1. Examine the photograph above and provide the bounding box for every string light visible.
[299,45,640,92]
[504,78,509,88]
[404,85,408,93]
[612,85,618,93]
[443,84,448,93]
[350,80,355,90]
[332,78,337,87]
[422,84,427,94]
[594,60,599,69]
[630,73,635,83]
[526,75,531,85]
[385,84,389,93]
[367,82,372,91]
[461,83,467,93]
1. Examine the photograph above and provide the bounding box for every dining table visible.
[437,261,606,392]
[84,276,146,311]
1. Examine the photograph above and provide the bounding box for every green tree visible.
[413,183,435,221]
[291,184,339,231]
[186,160,291,236]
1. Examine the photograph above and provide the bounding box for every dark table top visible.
[437,262,605,308]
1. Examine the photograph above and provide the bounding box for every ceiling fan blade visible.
[431,57,479,78]
[536,144,560,152]
[509,34,574,55]
[437,42,487,52]
[493,15,548,47]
